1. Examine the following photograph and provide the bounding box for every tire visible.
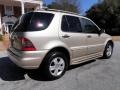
[102,42,113,59]
[40,51,68,80]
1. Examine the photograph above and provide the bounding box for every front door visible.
[80,17,105,55]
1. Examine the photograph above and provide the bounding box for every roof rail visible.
[41,8,80,15]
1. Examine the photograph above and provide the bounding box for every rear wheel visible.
[102,42,113,59]
[41,51,68,80]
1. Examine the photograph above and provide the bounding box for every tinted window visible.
[13,12,54,32]
[81,18,99,34]
[61,16,69,32]
[61,15,82,33]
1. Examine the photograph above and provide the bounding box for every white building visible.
[0,0,43,35]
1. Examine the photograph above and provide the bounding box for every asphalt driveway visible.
[0,42,120,90]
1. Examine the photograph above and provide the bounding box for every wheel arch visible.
[43,46,71,66]
[108,40,114,47]
[105,40,114,48]
[102,38,114,55]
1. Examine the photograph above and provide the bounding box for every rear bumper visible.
[7,48,48,69]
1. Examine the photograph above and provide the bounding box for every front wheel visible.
[102,42,113,59]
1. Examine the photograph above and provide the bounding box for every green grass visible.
[0,35,3,41]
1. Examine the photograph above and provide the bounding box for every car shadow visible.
[0,57,48,81]
[0,57,26,81]
[27,60,96,81]
[0,57,96,81]
[26,69,51,81]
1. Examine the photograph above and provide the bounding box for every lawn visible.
[0,35,2,41]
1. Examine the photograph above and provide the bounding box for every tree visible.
[104,0,120,8]
[47,0,80,13]
[86,0,120,35]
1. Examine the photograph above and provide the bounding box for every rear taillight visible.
[18,37,36,51]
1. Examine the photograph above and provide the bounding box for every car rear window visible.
[12,12,54,32]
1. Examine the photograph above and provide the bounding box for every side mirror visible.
[99,29,105,35]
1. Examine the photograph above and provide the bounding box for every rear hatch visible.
[10,12,54,51]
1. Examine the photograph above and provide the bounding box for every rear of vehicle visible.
[8,11,55,69]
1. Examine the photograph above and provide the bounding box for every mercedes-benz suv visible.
[8,9,114,80]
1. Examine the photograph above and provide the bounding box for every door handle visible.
[87,35,92,38]
[62,35,70,38]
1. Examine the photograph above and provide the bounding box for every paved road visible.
[0,42,120,90]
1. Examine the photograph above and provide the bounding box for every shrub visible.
[0,35,3,41]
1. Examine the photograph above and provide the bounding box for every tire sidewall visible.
[42,52,68,80]
[104,43,113,59]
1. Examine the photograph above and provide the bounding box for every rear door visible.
[59,15,87,62]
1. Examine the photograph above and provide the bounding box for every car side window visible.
[61,16,69,32]
[80,18,100,34]
[61,15,82,33]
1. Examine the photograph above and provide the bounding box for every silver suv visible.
[8,10,114,80]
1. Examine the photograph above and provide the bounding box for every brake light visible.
[19,37,36,51]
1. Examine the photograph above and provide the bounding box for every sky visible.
[44,0,99,14]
